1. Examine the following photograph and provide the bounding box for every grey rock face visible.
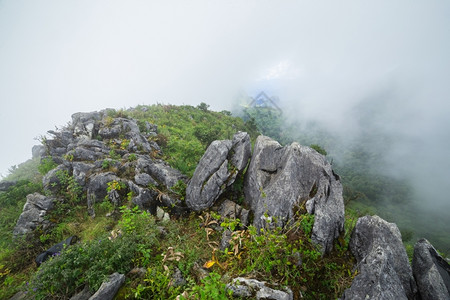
[186,132,251,211]
[412,239,450,300]
[226,277,293,300]
[88,272,125,300]
[86,173,121,215]
[71,111,103,139]
[128,180,158,214]
[218,199,250,227]
[342,215,418,300]
[43,164,70,195]
[13,193,55,236]
[69,285,92,300]
[136,157,187,189]
[244,135,344,254]
[32,145,46,158]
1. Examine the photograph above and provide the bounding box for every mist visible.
[1,1,449,231]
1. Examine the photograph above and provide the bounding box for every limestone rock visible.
[72,162,95,187]
[71,111,103,139]
[412,239,450,300]
[342,215,418,300]
[13,193,55,236]
[43,164,70,195]
[69,285,92,300]
[32,145,46,158]
[217,199,250,227]
[88,272,125,300]
[244,135,344,254]
[136,157,187,189]
[226,277,293,300]
[186,132,251,211]
[86,173,121,215]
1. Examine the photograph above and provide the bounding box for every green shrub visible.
[37,158,57,175]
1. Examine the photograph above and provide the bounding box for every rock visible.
[136,157,187,189]
[0,180,17,192]
[66,139,110,162]
[69,285,92,300]
[128,181,158,214]
[71,111,103,139]
[86,173,121,215]
[342,215,418,300]
[218,199,250,227]
[32,145,46,158]
[412,239,450,300]
[9,291,26,300]
[43,164,70,195]
[226,277,293,300]
[88,272,125,300]
[171,267,187,287]
[186,132,251,211]
[244,135,344,254]
[13,193,55,236]
[219,229,233,251]
[134,173,158,187]
[72,162,95,187]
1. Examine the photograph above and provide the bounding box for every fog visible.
[1,1,449,221]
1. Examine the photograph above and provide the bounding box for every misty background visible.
[1,1,449,243]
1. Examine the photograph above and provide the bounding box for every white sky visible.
[1,0,450,190]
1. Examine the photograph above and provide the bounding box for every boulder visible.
[226,277,293,300]
[13,193,55,236]
[88,272,125,300]
[136,157,187,189]
[32,145,46,158]
[128,181,158,214]
[186,132,251,211]
[72,162,95,187]
[342,215,418,300]
[86,173,121,215]
[244,135,344,254]
[412,239,450,300]
[71,111,103,139]
[43,164,70,195]
[217,199,250,227]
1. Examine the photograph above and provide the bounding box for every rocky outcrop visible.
[88,272,125,300]
[342,215,418,300]
[86,173,122,215]
[186,132,251,211]
[136,157,187,189]
[43,164,70,194]
[13,193,55,236]
[244,135,344,254]
[226,277,293,300]
[32,145,46,158]
[412,239,450,300]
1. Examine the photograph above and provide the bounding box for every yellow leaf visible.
[203,260,216,269]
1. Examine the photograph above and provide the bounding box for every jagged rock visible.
[128,181,158,214]
[186,132,251,211]
[412,239,450,300]
[244,135,344,254]
[69,285,92,300]
[88,272,125,300]
[66,139,110,162]
[72,162,95,187]
[98,117,154,153]
[13,193,55,236]
[43,164,70,195]
[170,267,187,287]
[342,215,418,300]
[134,173,158,187]
[32,145,46,158]
[218,199,250,227]
[71,112,103,139]
[136,157,187,189]
[0,180,17,192]
[226,277,293,300]
[87,173,121,215]
[219,229,233,251]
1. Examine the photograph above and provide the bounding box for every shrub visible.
[37,158,57,175]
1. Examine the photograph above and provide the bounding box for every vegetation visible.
[3,101,444,299]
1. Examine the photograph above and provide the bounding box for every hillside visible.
[0,104,448,300]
